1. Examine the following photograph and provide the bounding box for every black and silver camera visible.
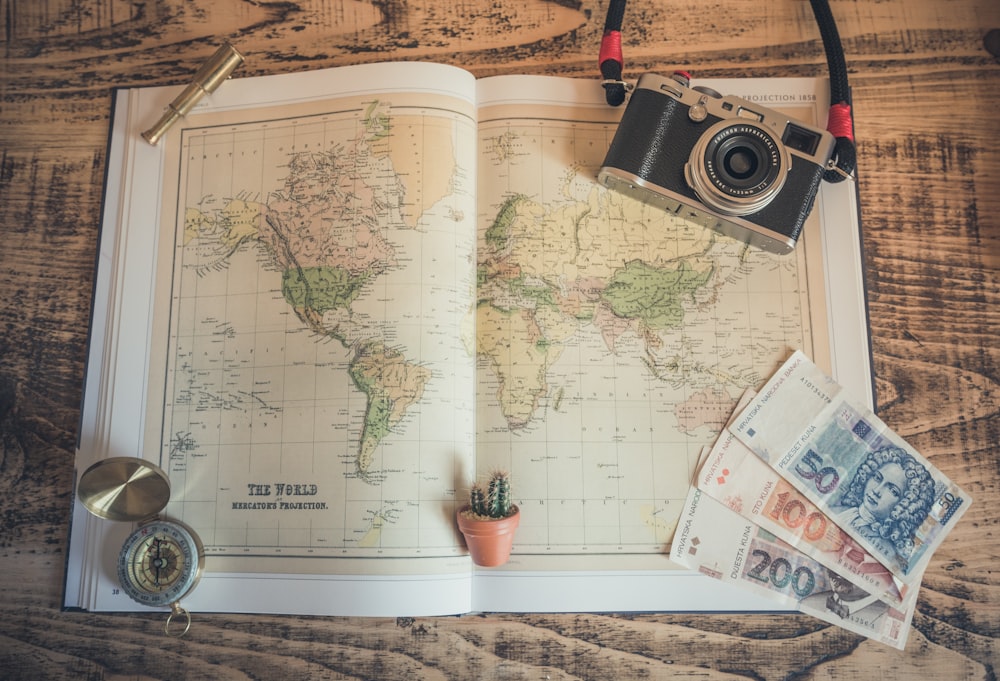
[598,72,836,254]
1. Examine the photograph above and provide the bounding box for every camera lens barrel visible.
[686,120,790,216]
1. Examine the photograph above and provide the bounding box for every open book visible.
[65,61,872,617]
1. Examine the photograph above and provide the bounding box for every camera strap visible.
[598,0,629,107]
[599,0,856,183]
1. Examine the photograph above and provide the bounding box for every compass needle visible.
[120,521,202,606]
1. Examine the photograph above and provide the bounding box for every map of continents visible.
[474,120,813,552]
[167,100,474,555]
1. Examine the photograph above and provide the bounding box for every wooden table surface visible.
[1,1,998,678]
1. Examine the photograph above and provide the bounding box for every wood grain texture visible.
[1,0,998,678]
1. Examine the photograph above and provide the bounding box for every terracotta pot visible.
[456,505,520,567]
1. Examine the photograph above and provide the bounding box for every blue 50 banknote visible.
[729,351,971,584]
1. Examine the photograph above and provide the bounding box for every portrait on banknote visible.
[832,445,935,563]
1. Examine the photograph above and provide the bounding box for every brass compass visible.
[77,457,204,637]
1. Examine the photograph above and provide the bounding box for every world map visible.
[161,96,819,561]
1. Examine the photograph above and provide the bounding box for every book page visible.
[150,64,482,569]
[470,75,871,603]
[70,62,486,616]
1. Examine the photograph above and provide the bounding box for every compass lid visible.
[77,457,171,522]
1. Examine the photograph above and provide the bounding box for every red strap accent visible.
[599,30,623,67]
[827,102,854,141]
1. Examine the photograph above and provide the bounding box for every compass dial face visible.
[117,519,203,608]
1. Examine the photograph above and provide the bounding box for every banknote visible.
[729,350,971,583]
[696,414,909,605]
[671,486,916,649]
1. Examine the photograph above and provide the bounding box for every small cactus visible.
[468,470,514,519]
[470,482,488,517]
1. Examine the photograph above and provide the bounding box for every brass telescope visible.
[142,42,245,145]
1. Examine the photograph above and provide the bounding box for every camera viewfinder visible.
[782,123,822,155]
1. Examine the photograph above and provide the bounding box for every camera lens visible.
[715,134,775,190]
[724,148,757,178]
[686,121,790,216]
